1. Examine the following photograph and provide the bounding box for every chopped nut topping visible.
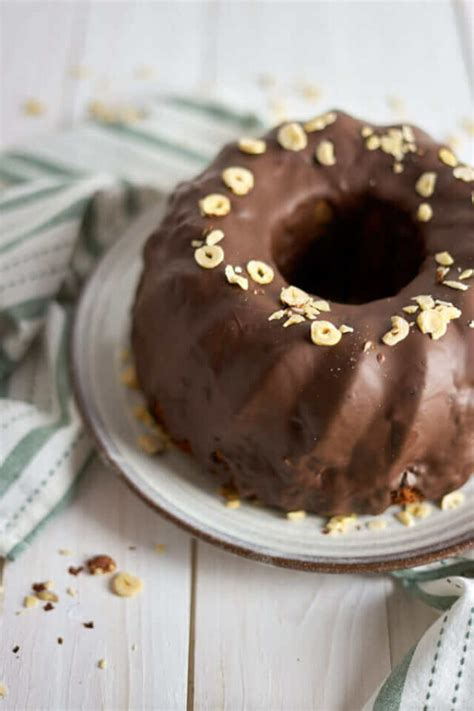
[24,595,38,609]
[393,162,404,174]
[442,280,469,291]
[137,433,165,455]
[366,135,381,151]
[304,112,337,132]
[315,140,336,166]
[205,229,224,246]
[194,244,224,269]
[363,341,374,353]
[277,122,307,151]
[417,309,447,340]
[402,125,415,142]
[98,659,107,670]
[225,265,249,290]
[417,203,433,222]
[111,571,144,597]
[402,305,418,315]
[440,490,465,510]
[87,555,117,575]
[283,314,306,328]
[191,240,203,248]
[453,165,474,182]
[459,269,473,280]
[286,510,306,521]
[395,511,414,527]
[268,309,286,321]
[246,259,274,285]
[310,320,342,346]
[120,366,139,389]
[438,147,458,167]
[280,285,310,307]
[360,126,373,137]
[302,302,320,320]
[468,321,474,328]
[199,194,231,217]
[415,172,437,198]
[382,316,410,346]
[324,514,357,534]
[435,251,454,267]
[222,166,254,196]
[339,324,354,334]
[435,303,461,321]
[412,294,435,310]
[238,137,266,155]
[436,266,450,283]
[313,299,331,312]
[366,518,387,531]
[405,502,432,519]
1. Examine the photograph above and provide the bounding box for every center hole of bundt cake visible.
[273,197,426,304]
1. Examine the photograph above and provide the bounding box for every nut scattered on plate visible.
[286,510,306,521]
[440,490,465,510]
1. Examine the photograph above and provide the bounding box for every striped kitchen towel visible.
[0,96,262,559]
[1,96,473,710]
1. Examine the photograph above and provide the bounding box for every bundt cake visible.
[132,110,474,515]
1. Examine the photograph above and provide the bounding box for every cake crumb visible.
[98,658,107,670]
[66,586,77,597]
[24,595,38,609]
[120,366,139,389]
[0,682,8,699]
[23,98,45,116]
[58,549,73,556]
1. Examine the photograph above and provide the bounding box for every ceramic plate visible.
[71,204,474,572]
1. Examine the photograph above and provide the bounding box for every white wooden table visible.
[0,2,472,709]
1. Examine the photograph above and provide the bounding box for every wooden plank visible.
[213,0,472,141]
[0,1,87,147]
[68,1,210,125]
[0,461,191,710]
[193,543,391,711]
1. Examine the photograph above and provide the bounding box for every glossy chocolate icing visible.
[132,111,474,514]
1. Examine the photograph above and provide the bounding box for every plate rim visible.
[70,206,474,574]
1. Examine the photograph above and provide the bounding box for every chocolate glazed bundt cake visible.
[132,110,474,516]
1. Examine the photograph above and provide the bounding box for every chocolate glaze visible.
[132,111,474,515]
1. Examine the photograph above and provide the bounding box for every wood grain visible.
[1,1,473,709]
[193,543,391,711]
[0,463,191,711]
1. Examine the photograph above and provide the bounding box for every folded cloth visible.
[0,96,473,709]
[0,96,262,559]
